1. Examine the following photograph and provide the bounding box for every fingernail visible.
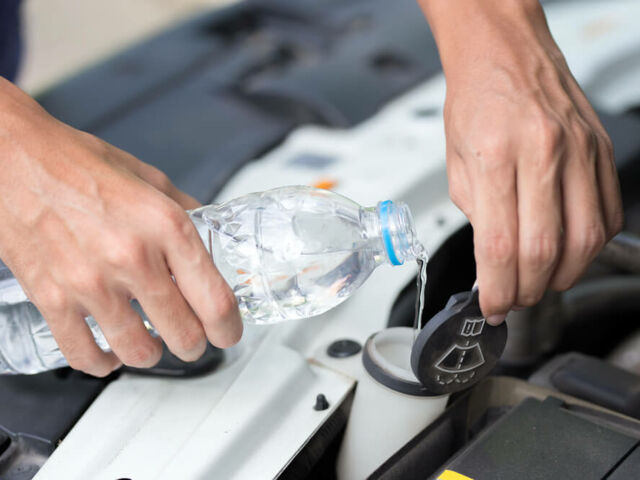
[487,314,506,325]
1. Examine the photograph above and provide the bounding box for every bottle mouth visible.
[378,200,419,265]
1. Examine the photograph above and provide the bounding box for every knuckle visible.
[475,135,508,162]
[216,326,243,349]
[517,290,543,307]
[229,327,243,347]
[215,289,239,320]
[448,184,466,209]
[609,211,624,238]
[550,276,575,292]
[572,124,596,156]
[121,342,161,368]
[173,327,206,358]
[84,361,115,378]
[109,329,161,368]
[69,269,104,296]
[91,367,116,378]
[522,235,559,270]
[535,115,564,155]
[66,356,91,374]
[146,167,174,193]
[67,356,110,377]
[58,336,85,363]
[205,290,242,348]
[476,233,517,267]
[576,224,607,260]
[105,236,147,268]
[162,204,193,239]
[482,289,514,314]
[78,130,108,154]
[63,344,111,377]
[37,284,70,314]
[597,131,614,159]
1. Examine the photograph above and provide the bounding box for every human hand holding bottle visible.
[0,77,242,377]
[419,0,623,323]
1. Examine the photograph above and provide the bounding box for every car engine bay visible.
[2,0,640,478]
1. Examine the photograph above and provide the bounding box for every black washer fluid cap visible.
[410,288,508,395]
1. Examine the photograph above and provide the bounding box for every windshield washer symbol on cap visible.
[434,342,485,374]
[434,317,487,385]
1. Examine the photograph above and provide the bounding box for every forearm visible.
[417,0,557,78]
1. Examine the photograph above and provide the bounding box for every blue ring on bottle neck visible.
[380,200,403,266]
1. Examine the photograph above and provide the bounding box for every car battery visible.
[372,377,640,480]
[428,396,640,480]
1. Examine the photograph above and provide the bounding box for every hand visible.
[0,78,242,376]
[419,0,623,323]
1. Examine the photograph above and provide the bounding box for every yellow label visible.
[438,470,474,480]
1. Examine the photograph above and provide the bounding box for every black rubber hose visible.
[597,231,640,274]
[562,275,640,324]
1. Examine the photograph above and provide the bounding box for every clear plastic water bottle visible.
[0,186,422,374]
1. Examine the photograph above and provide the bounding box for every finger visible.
[446,152,474,222]
[165,185,201,210]
[515,141,563,306]
[164,219,242,348]
[92,300,163,368]
[564,81,624,238]
[471,155,519,324]
[46,310,121,377]
[131,271,208,362]
[550,131,607,290]
[594,132,624,238]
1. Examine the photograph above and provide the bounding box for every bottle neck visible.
[363,201,421,267]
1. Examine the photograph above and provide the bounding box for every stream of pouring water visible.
[413,247,429,341]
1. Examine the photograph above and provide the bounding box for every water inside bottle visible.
[208,203,383,324]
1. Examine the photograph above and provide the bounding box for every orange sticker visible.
[312,178,337,190]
